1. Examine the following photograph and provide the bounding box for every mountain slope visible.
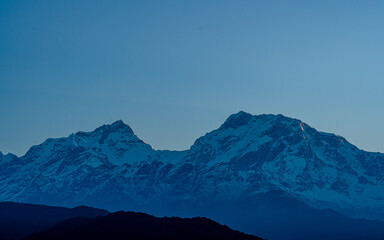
[23,211,261,240]
[0,202,108,240]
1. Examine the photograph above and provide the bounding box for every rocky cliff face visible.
[1,112,384,221]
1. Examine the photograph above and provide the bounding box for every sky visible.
[1,0,384,156]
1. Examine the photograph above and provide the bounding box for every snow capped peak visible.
[93,120,134,136]
[220,111,253,130]
[111,119,128,128]
[219,111,302,131]
[19,119,155,167]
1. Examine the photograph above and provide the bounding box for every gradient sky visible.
[1,0,384,156]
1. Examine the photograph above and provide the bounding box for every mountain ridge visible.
[1,112,372,157]
[22,209,262,240]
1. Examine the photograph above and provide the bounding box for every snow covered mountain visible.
[0,120,186,211]
[1,111,384,225]
[169,112,384,221]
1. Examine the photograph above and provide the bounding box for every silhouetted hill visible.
[0,202,109,240]
[23,211,262,240]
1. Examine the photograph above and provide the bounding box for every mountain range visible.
[1,111,384,239]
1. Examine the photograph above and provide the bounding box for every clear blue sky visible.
[1,0,384,156]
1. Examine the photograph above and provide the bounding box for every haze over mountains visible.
[0,202,259,240]
[0,202,109,240]
[1,111,384,239]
